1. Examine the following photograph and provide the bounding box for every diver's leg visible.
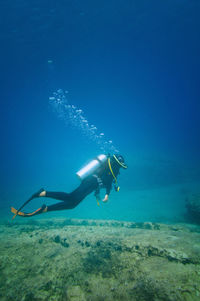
[31,190,70,201]
[11,190,70,219]
[46,177,98,211]
[46,179,98,212]
[47,200,78,211]
[11,194,86,218]
[39,177,98,212]
[40,176,98,202]
[11,176,99,218]
[29,188,45,200]
[45,191,70,201]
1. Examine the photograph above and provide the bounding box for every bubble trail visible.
[49,89,119,154]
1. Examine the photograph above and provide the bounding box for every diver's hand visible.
[102,194,109,203]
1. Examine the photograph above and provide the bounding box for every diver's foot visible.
[31,188,46,199]
[39,190,46,197]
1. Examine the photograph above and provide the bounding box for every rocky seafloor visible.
[0,218,200,301]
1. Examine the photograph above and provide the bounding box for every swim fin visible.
[11,204,47,219]
[11,188,45,220]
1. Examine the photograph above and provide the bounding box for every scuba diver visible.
[11,154,127,218]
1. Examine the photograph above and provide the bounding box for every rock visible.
[54,235,61,243]
[85,241,90,247]
[61,238,69,248]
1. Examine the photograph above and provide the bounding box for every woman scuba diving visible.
[11,154,127,218]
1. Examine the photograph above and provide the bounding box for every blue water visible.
[0,0,200,222]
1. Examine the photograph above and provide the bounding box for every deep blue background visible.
[0,0,200,221]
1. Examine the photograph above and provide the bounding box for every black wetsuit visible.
[46,162,120,212]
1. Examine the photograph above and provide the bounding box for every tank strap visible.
[108,158,120,192]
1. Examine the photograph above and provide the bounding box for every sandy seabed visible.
[0,218,200,301]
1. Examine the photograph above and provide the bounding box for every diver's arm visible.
[103,181,112,202]
[102,194,109,202]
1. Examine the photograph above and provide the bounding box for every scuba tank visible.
[76,154,107,181]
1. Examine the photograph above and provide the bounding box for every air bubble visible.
[49,89,119,153]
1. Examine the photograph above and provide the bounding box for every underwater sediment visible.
[0,218,200,301]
